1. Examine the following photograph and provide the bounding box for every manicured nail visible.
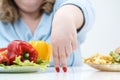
[63,67,67,72]
[55,67,60,72]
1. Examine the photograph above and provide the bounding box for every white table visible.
[0,65,120,80]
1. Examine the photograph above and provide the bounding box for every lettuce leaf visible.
[0,56,49,71]
[110,51,120,63]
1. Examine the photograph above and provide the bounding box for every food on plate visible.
[115,47,120,54]
[7,40,38,64]
[83,53,114,64]
[29,40,52,62]
[83,48,120,64]
[0,48,9,65]
[0,48,7,52]
[0,40,52,71]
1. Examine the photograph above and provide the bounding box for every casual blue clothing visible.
[0,0,94,66]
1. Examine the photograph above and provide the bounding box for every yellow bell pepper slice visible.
[29,41,52,62]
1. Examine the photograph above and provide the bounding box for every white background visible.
[81,0,120,57]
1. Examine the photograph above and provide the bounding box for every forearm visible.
[53,5,84,30]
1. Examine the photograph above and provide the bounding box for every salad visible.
[0,40,52,71]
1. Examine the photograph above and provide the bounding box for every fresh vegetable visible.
[110,51,120,63]
[7,40,38,64]
[0,48,7,52]
[0,48,9,65]
[29,41,52,62]
[0,40,51,71]
[13,56,49,71]
[0,56,49,71]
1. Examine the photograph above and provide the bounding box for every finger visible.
[52,46,60,72]
[65,42,72,58]
[71,34,78,50]
[58,46,67,72]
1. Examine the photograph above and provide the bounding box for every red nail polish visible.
[55,67,60,72]
[63,67,67,72]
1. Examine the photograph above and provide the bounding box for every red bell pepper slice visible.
[7,40,38,64]
[0,48,10,65]
[0,48,7,52]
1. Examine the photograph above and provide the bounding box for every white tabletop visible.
[0,65,120,80]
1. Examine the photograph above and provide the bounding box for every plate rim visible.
[0,66,40,73]
[86,63,120,72]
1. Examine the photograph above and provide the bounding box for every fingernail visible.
[55,67,60,72]
[63,67,67,72]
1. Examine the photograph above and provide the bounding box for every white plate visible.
[0,66,40,73]
[87,64,120,72]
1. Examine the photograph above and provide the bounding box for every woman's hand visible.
[51,18,77,72]
[51,5,84,72]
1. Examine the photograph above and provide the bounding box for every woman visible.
[0,0,94,72]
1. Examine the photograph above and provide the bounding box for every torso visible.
[22,17,41,34]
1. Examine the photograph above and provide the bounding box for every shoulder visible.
[0,21,11,47]
[0,20,12,26]
[0,21,11,34]
[0,21,15,38]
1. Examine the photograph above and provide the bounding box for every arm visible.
[53,5,84,30]
[51,5,84,72]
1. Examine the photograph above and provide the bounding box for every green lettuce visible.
[0,56,49,71]
[110,51,120,63]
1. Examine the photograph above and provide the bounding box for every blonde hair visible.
[0,0,55,23]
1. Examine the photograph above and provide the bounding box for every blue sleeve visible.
[53,0,95,44]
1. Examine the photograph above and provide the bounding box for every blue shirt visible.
[0,0,94,66]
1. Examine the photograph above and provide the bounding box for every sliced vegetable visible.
[110,51,120,63]
[7,40,38,64]
[0,56,49,71]
[0,40,51,71]
[0,48,7,52]
[0,48,9,65]
[29,41,52,62]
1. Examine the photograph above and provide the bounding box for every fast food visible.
[83,53,114,64]
[83,47,120,64]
